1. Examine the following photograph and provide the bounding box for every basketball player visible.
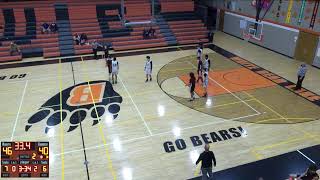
[203,54,211,72]
[187,72,196,101]
[111,57,119,84]
[203,71,208,97]
[144,56,153,82]
[197,57,203,83]
[105,54,112,80]
[197,45,203,60]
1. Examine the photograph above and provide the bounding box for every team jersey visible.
[197,60,203,72]
[112,60,119,71]
[203,58,211,70]
[197,48,203,58]
[203,72,209,87]
[145,60,152,70]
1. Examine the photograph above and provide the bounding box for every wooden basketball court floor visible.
[0,32,320,179]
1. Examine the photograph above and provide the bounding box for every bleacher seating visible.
[159,0,208,45]
[0,0,208,63]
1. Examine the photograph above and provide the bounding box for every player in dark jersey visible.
[197,57,203,83]
[188,72,196,101]
[105,55,112,80]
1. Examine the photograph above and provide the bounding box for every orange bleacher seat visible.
[44,52,60,58]
[168,20,202,25]
[75,49,93,55]
[106,9,119,16]
[0,55,22,62]
[44,47,59,53]
[112,38,165,46]
[114,42,167,51]
[161,1,194,13]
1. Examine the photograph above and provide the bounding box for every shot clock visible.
[1,142,49,178]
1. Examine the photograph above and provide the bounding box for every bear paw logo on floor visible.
[25,80,123,134]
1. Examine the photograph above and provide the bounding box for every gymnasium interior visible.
[0,0,320,179]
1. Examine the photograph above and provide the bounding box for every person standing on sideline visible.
[105,55,112,81]
[295,63,307,90]
[92,40,102,60]
[197,57,203,83]
[196,144,216,180]
[111,57,119,84]
[144,56,153,82]
[103,45,109,59]
[187,72,196,101]
[203,54,211,72]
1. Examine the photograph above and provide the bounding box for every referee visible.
[196,144,216,180]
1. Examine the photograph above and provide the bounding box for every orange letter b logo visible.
[67,82,106,106]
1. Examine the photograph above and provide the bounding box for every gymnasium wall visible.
[206,0,320,67]
[313,37,320,67]
[223,12,299,57]
[223,0,320,32]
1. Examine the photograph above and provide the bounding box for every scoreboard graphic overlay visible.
[1,142,49,178]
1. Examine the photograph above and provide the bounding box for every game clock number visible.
[1,142,49,178]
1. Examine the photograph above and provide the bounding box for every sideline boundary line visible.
[10,80,28,141]
[297,150,316,164]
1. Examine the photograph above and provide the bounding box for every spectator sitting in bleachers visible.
[49,22,58,33]
[148,26,155,38]
[73,33,80,45]
[297,165,319,180]
[10,42,21,56]
[41,22,50,34]
[143,27,156,39]
[143,28,149,39]
[92,40,103,60]
[80,33,88,45]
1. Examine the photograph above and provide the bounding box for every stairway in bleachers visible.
[2,8,15,39]
[153,0,161,15]
[155,14,177,46]
[96,4,132,39]
[24,8,36,39]
[54,3,74,56]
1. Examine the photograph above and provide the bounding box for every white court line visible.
[187,61,261,115]
[207,76,261,114]
[1,60,188,85]
[297,150,316,164]
[53,112,261,156]
[10,80,28,141]
[118,76,153,136]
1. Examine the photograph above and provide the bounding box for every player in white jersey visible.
[111,57,119,84]
[144,56,153,82]
[197,46,203,60]
[203,54,211,72]
[203,70,209,97]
